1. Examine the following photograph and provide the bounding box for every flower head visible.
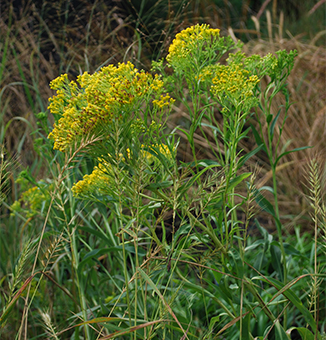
[211,64,259,99]
[10,183,51,218]
[72,143,173,198]
[71,161,115,197]
[48,62,174,152]
[166,24,241,78]
[167,24,220,67]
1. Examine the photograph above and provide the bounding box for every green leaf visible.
[229,249,244,278]
[178,164,219,197]
[270,243,284,282]
[78,226,112,243]
[138,268,187,335]
[250,124,266,152]
[259,186,274,194]
[252,188,275,216]
[124,245,146,256]
[270,108,282,138]
[182,159,221,168]
[283,243,304,257]
[243,277,276,322]
[266,113,273,124]
[245,239,266,251]
[254,219,272,242]
[173,223,191,246]
[198,159,221,167]
[144,143,174,173]
[254,276,317,331]
[78,247,121,276]
[274,146,312,166]
[287,327,319,340]
[274,320,290,340]
[241,314,251,340]
[253,253,266,273]
[175,278,235,319]
[237,144,263,169]
[201,122,223,136]
[227,172,251,192]
[145,180,173,190]
[209,315,220,331]
[176,126,190,140]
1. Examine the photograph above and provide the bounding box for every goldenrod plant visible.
[3,24,325,340]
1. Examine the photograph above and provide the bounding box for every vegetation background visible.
[0,0,325,339]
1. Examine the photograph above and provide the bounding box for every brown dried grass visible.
[245,12,326,230]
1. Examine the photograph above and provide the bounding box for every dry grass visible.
[244,11,326,231]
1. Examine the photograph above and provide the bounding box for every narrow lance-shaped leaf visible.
[254,275,317,332]
[270,107,282,139]
[274,146,312,167]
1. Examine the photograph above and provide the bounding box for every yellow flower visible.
[10,184,51,218]
[153,94,175,109]
[72,161,115,197]
[166,24,221,74]
[72,143,174,198]
[49,74,69,90]
[48,62,173,152]
[211,63,259,106]
[142,144,174,163]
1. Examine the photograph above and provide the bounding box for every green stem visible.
[269,153,287,282]
[121,228,132,330]
[271,165,287,327]
[266,114,288,328]
[133,237,138,340]
[189,124,198,168]
[132,171,143,340]
[71,229,91,340]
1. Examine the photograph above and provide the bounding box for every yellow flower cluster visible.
[195,65,216,82]
[72,143,173,197]
[211,64,260,101]
[143,143,173,163]
[71,162,114,197]
[128,143,174,163]
[48,62,174,152]
[165,23,243,88]
[153,94,175,109]
[49,73,69,90]
[167,24,220,65]
[11,184,50,218]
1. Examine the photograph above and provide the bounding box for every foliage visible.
[2,22,325,340]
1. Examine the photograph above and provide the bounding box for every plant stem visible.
[268,125,288,328]
[71,230,91,340]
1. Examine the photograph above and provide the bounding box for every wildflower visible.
[71,161,115,197]
[210,62,260,112]
[153,94,175,109]
[49,74,69,90]
[166,24,241,77]
[47,62,173,152]
[11,183,51,218]
[142,144,174,163]
[72,143,173,198]
[212,64,259,96]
